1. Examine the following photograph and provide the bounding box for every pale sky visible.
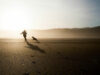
[0,0,100,30]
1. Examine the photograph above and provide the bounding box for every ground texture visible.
[0,39,100,75]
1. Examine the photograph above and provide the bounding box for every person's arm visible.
[20,32,23,34]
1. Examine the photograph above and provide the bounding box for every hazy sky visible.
[0,0,100,30]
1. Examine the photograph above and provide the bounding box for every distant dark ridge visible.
[30,26,100,32]
[45,26,100,30]
[29,26,100,39]
[92,26,100,29]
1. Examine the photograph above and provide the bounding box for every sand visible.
[0,39,100,75]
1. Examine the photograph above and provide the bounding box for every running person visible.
[21,30,27,41]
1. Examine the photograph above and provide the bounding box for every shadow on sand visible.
[25,40,45,53]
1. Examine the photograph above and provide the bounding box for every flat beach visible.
[0,39,100,75]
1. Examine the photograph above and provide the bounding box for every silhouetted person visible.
[32,36,40,43]
[21,30,27,41]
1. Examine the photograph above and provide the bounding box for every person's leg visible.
[25,37,27,41]
[23,35,27,41]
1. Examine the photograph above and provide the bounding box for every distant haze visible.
[0,0,100,30]
[0,26,100,39]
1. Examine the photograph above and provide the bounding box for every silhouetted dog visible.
[32,36,40,43]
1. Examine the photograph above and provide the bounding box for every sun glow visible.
[1,7,32,31]
[0,7,33,38]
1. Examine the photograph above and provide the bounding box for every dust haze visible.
[0,26,100,39]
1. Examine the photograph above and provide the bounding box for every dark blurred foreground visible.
[0,38,100,75]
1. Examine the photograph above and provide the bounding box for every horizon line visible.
[0,25,100,31]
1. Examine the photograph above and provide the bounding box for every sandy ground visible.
[0,39,100,75]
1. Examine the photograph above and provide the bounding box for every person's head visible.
[24,30,26,32]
